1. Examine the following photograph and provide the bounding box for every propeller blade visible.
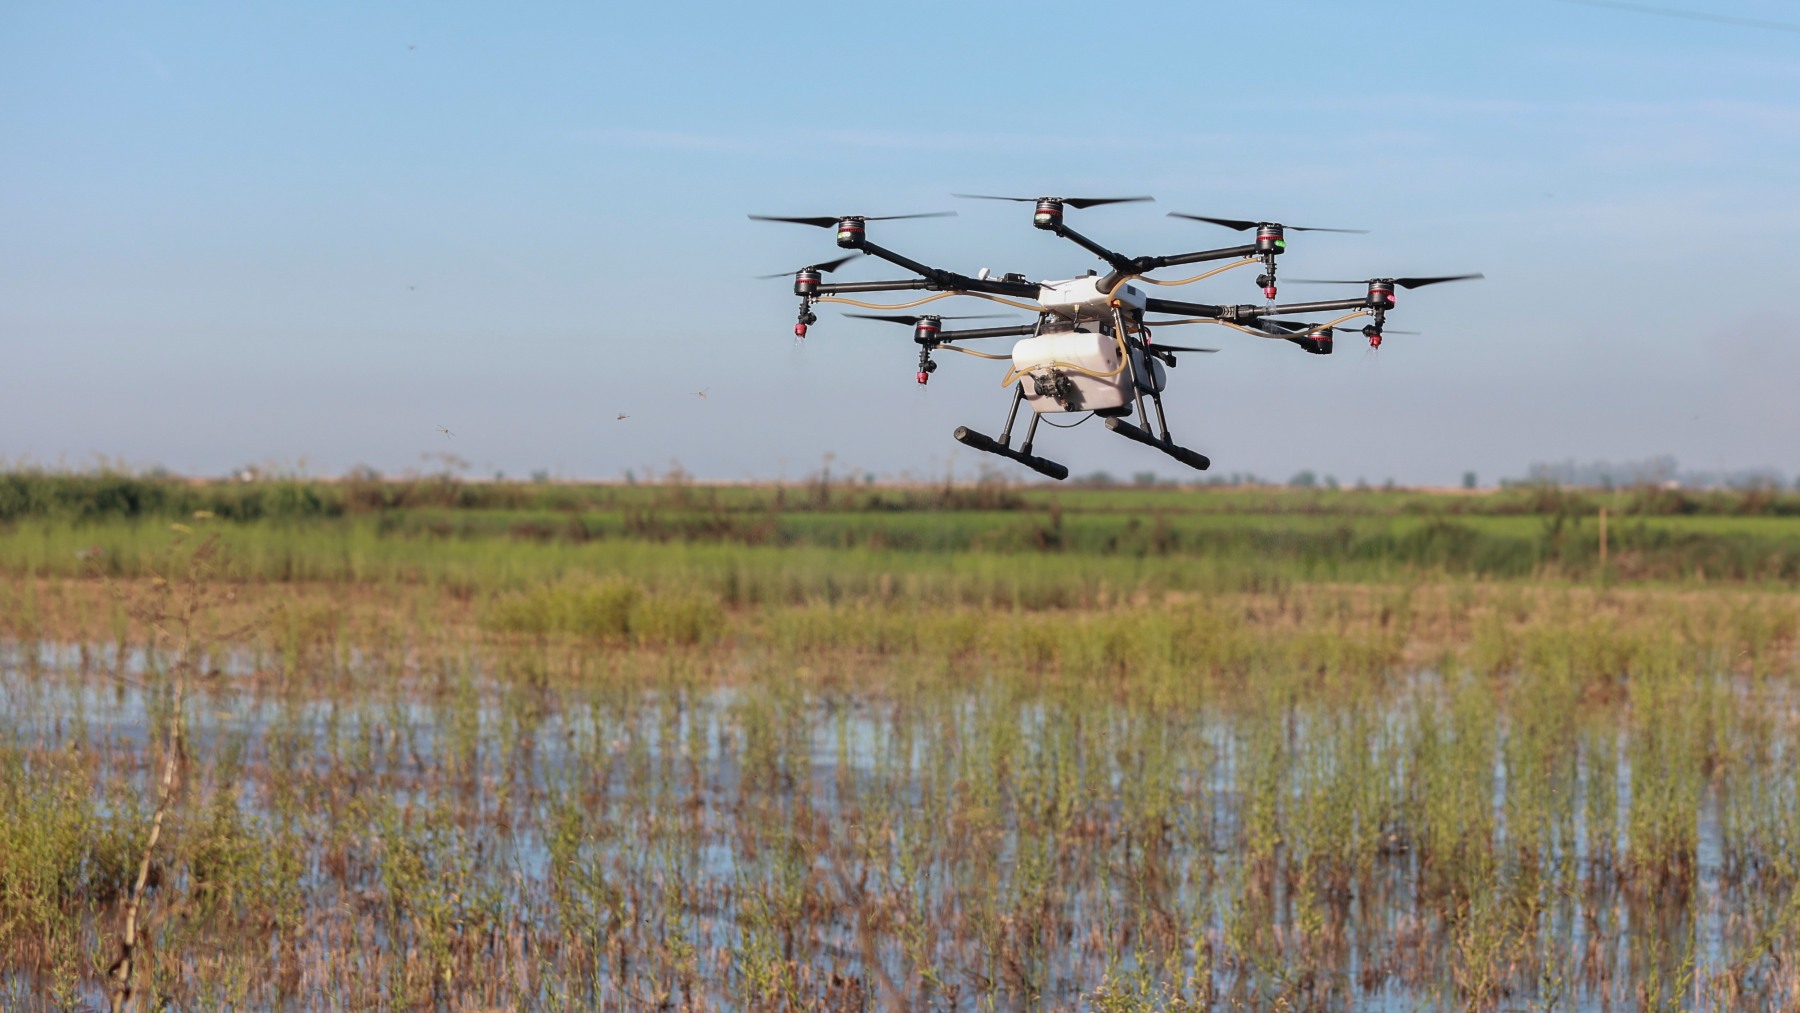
[1145,344,1218,353]
[1393,273,1484,289]
[747,215,839,228]
[748,211,957,227]
[954,194,1153,208]
[862,212,958,221]
[1167,213,1368,234]
[753,253,863,280]
[1168,213,1256,231]
[844,312,1013,325]
[1286,274,1484,288]
[1063,196,1154,209]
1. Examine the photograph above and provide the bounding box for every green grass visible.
[1,476,1799,1009]
[7,498,1800,596]
[5,467,1800,523]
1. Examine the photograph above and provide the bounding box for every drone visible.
[751,196,1480,480]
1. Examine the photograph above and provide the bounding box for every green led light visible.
[1275,239,1287,249]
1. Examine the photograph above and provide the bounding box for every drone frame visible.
[753,200,1475,479]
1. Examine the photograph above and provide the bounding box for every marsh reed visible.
[1,478,1797,1009]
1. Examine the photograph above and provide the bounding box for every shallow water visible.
[2,640,1796,1010]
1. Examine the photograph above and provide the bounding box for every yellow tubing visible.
[968,292,1049,313]
[816,292,962,311]
[938,344,1012,361]
[1107,256,1258,296]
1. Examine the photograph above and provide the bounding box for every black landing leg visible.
[952,383,1070,480]
[1105,391,1211,473]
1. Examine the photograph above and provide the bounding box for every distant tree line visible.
[1513,455,1792,491]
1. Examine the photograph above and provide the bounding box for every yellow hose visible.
[1107,256,1258,296]
[968,292,1049,312]
[938,344,1012,361]
[816,292,962,311]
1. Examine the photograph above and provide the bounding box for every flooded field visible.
[4,577,1799,1010]
[2,478,1799,1009]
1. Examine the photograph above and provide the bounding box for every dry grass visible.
[1,499,1797,1010]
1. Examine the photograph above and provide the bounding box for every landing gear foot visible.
[953,426,1070,481]
[1104,418,1211,472]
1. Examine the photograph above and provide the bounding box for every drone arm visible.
[1096,245,1260,293]
[856,239,1041,298]
[1145,297,1369,325]
[814,279,937,295]
[1238,297,1369,319]
[938,324,1039,341]
[1141,296,1227,319]
[1141,245,1260,271]
[1046,224,1133,274]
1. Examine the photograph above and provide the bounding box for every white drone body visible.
[751,199,1475,479]
[1012,276,1162,415]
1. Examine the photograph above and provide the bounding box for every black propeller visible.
[1142,343,1218,353]
[1261,319,1419,337]
[754,253,863,280]
[1168,213,1368,234]
[954,194,1154,209]
[748,212,956,228]
[1286,273,1484,289]
[845,313,1013,325]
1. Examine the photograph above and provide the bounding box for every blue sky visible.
[4,1,1798,484]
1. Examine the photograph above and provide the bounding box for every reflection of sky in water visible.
[3,643,1795,1010]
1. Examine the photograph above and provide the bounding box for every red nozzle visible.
[794,322,808,338]
[916,371,930,385]
[1263,286,1278,300]
[1369,333,1383,350]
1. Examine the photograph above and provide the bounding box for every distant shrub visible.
[630,591,725,647]
[484,577,722,646]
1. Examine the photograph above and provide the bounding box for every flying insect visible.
[751,196,1479,480]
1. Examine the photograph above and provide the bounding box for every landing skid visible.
[950,373,1211,479]
[953,426,1069,480]
[951,382,1070,480]
[1104,418,1211,472]
[1106,348,1212,472]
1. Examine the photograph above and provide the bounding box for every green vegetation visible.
[1,473,1797,1009]
[5,471,1800,590]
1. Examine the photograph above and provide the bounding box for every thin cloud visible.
[1552,0,1800,35]
[564,128,764,154]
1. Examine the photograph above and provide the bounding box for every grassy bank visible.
[0,481,1797,1009]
